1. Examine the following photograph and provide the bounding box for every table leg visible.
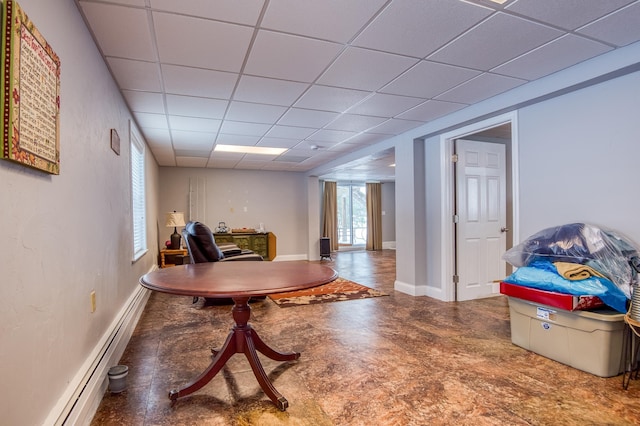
[168,297,298,411]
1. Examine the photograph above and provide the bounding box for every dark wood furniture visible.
[139,261,337,410]
[214,232,276,260]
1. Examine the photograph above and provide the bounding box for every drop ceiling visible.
[76,0,640,181]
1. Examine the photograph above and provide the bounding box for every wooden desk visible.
[139,261,337,410]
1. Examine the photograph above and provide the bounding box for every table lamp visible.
[165,211,186,249]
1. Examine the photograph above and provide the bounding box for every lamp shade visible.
[165,212,186,228]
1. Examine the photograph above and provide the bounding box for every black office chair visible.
[182,221,264,304]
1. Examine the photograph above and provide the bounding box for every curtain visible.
[366,182,383,251]
[322,181,339,251]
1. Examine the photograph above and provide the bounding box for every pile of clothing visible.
[503,223,640,313]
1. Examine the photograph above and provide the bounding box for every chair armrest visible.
[219,253,264,261]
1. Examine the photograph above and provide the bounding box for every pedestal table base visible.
[168,297,299,411]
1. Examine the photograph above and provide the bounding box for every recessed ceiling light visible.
[214,144,287,155]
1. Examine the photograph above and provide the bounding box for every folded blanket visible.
[554,262,605,281]
[504,260,628,313]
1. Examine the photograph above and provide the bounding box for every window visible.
[337,183,367,246]
[131,128,147,261]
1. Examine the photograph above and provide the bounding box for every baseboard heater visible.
[44,277,152,425]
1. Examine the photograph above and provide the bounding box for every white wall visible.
[158,167,309,258]
[517,71,640,243]
[0,1,159,424]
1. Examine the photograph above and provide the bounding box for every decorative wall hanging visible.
[110,129,120,155]
[1,0,61,174]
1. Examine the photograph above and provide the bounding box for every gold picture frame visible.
[1,0,61,174]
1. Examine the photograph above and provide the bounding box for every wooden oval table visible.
[139,261,337,411]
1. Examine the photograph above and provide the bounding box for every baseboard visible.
[382,241,396,249]
[45,274,153,426]
[394,279,428,296]
[272,254,308,261]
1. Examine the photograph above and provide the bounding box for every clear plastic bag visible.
[503,223,639,299]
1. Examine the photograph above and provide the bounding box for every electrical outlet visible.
[90,291,96,313]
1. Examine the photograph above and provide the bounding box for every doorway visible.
[337,183,367,247]
[439,112,519,302]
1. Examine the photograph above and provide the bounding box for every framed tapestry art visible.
[1,0,61,174]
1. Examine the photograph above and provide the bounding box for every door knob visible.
[501,227,509,233]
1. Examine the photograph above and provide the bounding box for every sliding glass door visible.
[337,183,367,246]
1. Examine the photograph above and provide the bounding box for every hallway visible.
[91,250,640,425]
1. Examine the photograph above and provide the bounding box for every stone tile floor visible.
[91,250,640,425]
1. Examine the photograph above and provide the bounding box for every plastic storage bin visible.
[508,296,625,377]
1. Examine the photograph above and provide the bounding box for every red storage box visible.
[500,282,604,311]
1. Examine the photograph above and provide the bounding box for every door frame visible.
[439,111,520,301]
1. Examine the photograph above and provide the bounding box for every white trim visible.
[45,275,153,426]
[439,111,520,302]
[394,279,427,296]
[272,254,308,261]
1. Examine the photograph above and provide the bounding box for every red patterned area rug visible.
[268,277,388,308]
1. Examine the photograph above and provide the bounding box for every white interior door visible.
[455,139,506,301]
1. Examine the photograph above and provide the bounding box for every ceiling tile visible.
[344,132,391,146]
[134,112,169,129]
[353,0,493,57]
[174,149,210,158]
[380,60,481,98]
[150,0,265,25]
[346,93,425,118]
[176,156,209,167]
[153,12,253,72]
[506,0,634,30]
[397,100,467,121]
[428,12,563,71]
[107,58,162,91]
[369,118,425,135]
[435,73,525,104]
[257,138,302,148]
[219,121,272,137]
[294,85,370,112]
[165,95,228,119]
[169,116,221,132]
[207,158,241,168]
[492,34,612,80]
[577,2,640,47]
[122,90,165,114]
[307,129,358,144]
[277,108,339,128]
[317,47,418,91]
[215,134,261,146]
[154,152,177,167]
[262,0,387,43]
[140,127,171,145]
[225,102,287,124]
[264,125,317,139]
[233,75,309,106]
[244,30,343,82]
[161,64,237,98]
[80,2,154,60]
[235,159,274,169]
[171,130,215,150]
[324,114,388,132]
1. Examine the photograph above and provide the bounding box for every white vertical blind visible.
[131,129,147,260]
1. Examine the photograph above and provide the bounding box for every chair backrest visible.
[182,221,224,263]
